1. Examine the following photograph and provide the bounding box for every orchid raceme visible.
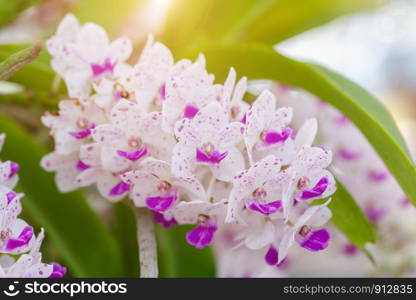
[211,83,416,277]
[41,14,337,277]
[0,134,66,278]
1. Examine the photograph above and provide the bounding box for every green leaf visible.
[162,0,381,49]
[156,224,215,277]
[315,181,376,249]
[0,43,42,81]
[0,45,57,91]
[0,114,124,277]
[72,0,146,36]
[0,0,41,27]
[187,42,416,207]
[0,44,64,106]
[111,202,139,277]
[238,0,382,45]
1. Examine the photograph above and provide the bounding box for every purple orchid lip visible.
[186,222,218,249]
[248,200,282,216]
[263,128,292,145]
[8,161,19,178]
[298,228,330,252]
[117,146,148,162]
[6,191,17,204]
[91,57,116,78]
[368,170,388,182]
[146,192,178,212]
[48,262,67,278]
[153,212,178,229]
[76,160,90,171]
[5,226,33,251]
[183,104,199,119]
[299,177,329,200]
[265,245,287,267]
[338,149,361,161]
[69,124,95,139]
[109,181,131,196]
[196,148,228,165]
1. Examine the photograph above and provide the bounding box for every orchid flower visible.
[173,102,245,182]
[47,14,132,100]
[0,135,66,278]
[121,158,205,211]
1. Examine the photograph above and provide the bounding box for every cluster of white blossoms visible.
[0,134,66,278]
[42,14,337,270]
[213,83,416,277]
[275,84,416,277]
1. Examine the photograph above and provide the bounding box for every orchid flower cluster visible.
[0,134,66,278]
[42,14,337,271]
[213,83,416,277]
[272,84,416,277]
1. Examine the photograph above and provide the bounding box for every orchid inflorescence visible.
[42,14,337,274]
[0,134,66,278]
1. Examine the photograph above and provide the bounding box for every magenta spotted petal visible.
[91,57,115,77]
[299,228,330,252]
[241,113,247,124]
[153,212,178,229]
[183,104,199,119]
[248,200,282,216]
[159,83,166,101]
[117,146,148,162]
[196,149,228,165]
[5,226,34,251]
[364,205,386,223]
[146,193,178,212]
[48,262,67,278]
[109,181,131,196]
[114,91,122,101]
[68,124,95,139]
[263,128,292,145]
[338,149,361,161]
[8,161,19,178]
[368,170,388,182]
[264,245,287,267]
[76,160,90,171]
[186,223,217,249]
[6,191,17,204]
[299,177,329,200]
[343,243,359,256]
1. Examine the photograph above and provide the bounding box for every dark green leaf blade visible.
[111,202,139,277]
[156,224,215,278]
[0,114,124,277]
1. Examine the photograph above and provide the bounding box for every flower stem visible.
[206,175,216,202]
[136,208,158,278]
